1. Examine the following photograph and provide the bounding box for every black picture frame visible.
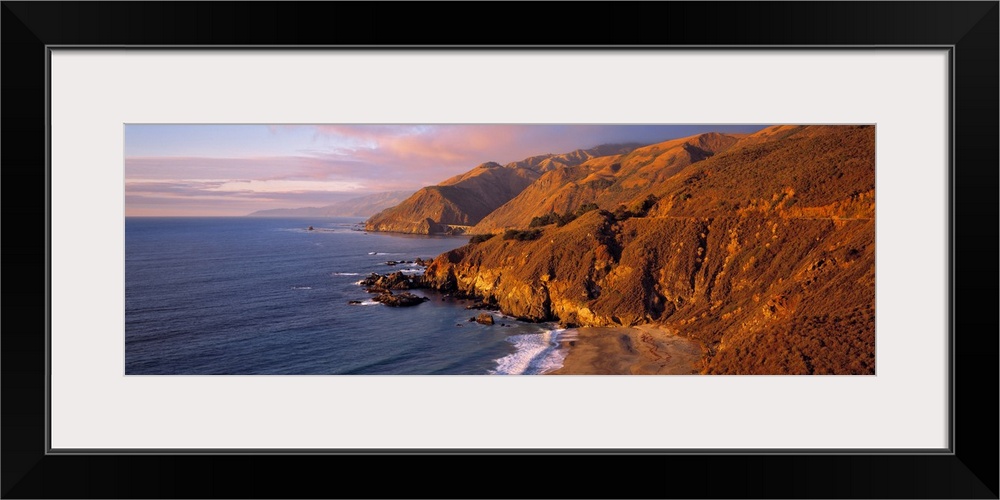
[3,2,997,498]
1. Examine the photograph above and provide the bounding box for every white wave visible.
[290,286,313,290]
[491,328,567,375]
[331,272,361,276]
[399,268,424,275]
[347,299,382,306]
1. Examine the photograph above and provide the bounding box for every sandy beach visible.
[548,325,704,375]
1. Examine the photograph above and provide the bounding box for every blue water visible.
[125,217,564,375]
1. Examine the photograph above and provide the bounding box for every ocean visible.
[124,217,567,375]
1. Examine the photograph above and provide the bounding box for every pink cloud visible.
[125,124,738,216]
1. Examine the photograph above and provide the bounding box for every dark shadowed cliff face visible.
[422,126,876,374]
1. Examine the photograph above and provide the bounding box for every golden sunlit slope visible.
[364,163,539,234]
[422,125,876,374]
[364,144,641,235]
[506,143,643,172]
[650,125,875,219]
[472,132,741,233]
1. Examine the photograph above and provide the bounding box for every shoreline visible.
[361,268,707,376]
[546,325,704,375]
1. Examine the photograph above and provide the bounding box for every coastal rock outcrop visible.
[361,271,418,292]
[372,291,429,307]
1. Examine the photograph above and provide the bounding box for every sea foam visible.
[491,328,568,375]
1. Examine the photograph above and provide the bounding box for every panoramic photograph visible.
[125,124,875,375]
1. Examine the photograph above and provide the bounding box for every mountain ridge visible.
[364,143,641,234]
[472,132,742,233]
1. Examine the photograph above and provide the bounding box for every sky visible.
[125,124,768,216]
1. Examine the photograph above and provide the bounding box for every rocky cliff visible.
[421,126,876,374]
